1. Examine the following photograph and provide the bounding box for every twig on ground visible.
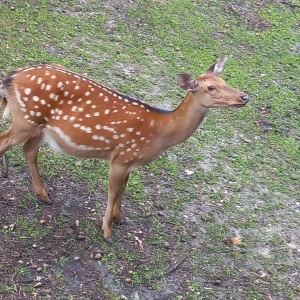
[160,255,189,278]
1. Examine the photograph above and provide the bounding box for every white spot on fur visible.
[24,88,31,95]
[103,125,114,132]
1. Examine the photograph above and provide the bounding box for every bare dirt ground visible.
[0,157,200,300]
[0,0,299,299]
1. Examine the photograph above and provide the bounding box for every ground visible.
[0,0,300,299]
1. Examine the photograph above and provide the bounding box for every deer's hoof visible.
[37,196,53,205]
[0,171,8,178]
[117,220,126,226]
[44,198,54,205]
[113,218,126,226]
[105,237,114,244]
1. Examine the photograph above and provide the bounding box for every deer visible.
[0,57,249,242]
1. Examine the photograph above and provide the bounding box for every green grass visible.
[1,0,300,299]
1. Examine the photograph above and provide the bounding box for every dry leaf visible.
[231,236,243,245]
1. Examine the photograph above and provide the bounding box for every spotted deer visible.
[0,57,249,242]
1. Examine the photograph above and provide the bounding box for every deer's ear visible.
[177,74,198,91]
[205,56,228,77]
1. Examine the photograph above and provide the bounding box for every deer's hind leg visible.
[102,164,130,242]
[0,126,35,176]
[23,134,52,205]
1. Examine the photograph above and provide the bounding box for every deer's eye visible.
[208,86,216,91]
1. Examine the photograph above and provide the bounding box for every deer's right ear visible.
[177,74,198,91]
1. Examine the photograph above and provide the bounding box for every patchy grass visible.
[0,0,300,299]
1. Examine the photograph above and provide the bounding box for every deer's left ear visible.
[177,74,198,91]
[205,56,228,77]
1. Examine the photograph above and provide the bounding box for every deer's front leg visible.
[1,154,8,178]
[102,164,130,243]
[112,172,129,225]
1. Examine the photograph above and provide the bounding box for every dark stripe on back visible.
[104,88,173,115]
[48,65,173,115]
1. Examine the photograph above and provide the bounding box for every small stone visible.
[74,256,80,261]
[30,264,39,269]
[39,219,47,224]
[34,282,43,288]
[164,242,171,249]
[9,223,16,229]
[157,211,165,217]
[120,296,128,300]
[32,244,38,248]
[94,253,102,260]
[18,260,24,264]
[36,267,43,272]
[213,278,222,286]
[77,235,86,240]
[2,225,8,230]
[90,209,96,213]
[43,263,49,268]
[125,278,132,283]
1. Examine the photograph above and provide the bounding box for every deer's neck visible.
[160,92,209,148]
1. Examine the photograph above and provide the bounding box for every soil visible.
[1,0,299,299]
[0,158,198,300]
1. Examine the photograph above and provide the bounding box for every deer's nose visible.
[241,95,250,104]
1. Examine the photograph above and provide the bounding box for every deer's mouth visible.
[232,95,250,108]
